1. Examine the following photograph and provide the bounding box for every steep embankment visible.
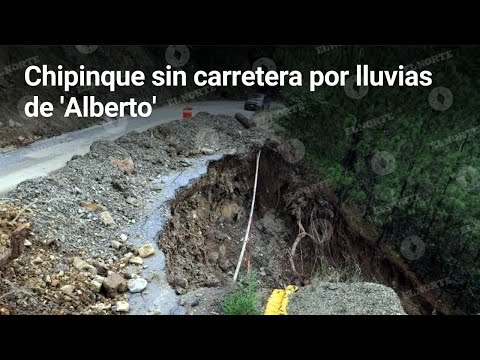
[0,110,435,315]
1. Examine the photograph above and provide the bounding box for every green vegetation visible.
[271,46,480,313]
[221,272,261,315]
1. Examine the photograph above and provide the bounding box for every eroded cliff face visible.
[0,111,419,315]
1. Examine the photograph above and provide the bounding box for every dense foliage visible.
[271,46,480,313]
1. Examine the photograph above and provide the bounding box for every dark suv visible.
[244,93,271,111]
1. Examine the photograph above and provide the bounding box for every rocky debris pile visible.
[0,239,155,314]
[148,112,266,157]
[9,112,267,258]
[287,282,406,315]
[0,112,270,314]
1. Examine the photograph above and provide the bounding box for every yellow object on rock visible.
[264,285,299,315]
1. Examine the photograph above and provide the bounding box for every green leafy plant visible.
[221,271,261,315]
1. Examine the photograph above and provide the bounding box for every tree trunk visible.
[235,113,256,129]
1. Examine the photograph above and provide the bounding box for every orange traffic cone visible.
[183,105,192,119]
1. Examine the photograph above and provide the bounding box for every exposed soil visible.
[160,153,294,296]
[159,144,445,315]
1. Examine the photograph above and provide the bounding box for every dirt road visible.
[0,101,252,195]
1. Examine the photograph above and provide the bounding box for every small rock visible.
[111,179,128,192]
[94,275,105,283]
[206,250,219,264]
[24,239,32,247]
[109,156,135,175]
[61,285,75,296]
[102,272,127,297]
[51,279,60,287]
[179,160,191,167]
[120,234,128,242]
[189,298,200,307]
[259,267,267,276]
[100,211,116,227]
[0,308,10,315]
[151,183,163,191]
[47,239,61,248]
[92,261,109,277]
[73,257,97,275]
[115,301,130,313]
[138,243,156,258]
[111,240,122,250]
[32,256,43,265]
[128,278,148,293]
[219,259,231,272]
[90,280,103,293]
[92,303,110,311]
[201,147,215,155]
[173,275,188,289]
[125,197,140,207]
[122,266,137,279]
[175,287,187,295]
[204,275,219,288]
[129,256,143,265]
[80,201,106,213]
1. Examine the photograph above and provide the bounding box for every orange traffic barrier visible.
[183,106,192,119]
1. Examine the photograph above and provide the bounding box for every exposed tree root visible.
[0,223,30,270]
